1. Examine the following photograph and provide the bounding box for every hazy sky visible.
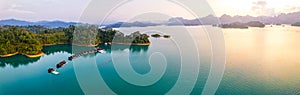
[209,0,300,16]
[0,0,299,24]
[0,0,90,22]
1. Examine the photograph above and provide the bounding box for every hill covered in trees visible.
[291,22,300,26]
[219,21,265,29]
[0,25,150,57]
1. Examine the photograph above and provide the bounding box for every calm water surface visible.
[0,25,300,95]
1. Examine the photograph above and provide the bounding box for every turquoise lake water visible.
[0,26,300,95]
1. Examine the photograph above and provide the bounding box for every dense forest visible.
[0,25,150,56]
[218,21,265,29]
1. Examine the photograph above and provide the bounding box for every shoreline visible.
[0,52,45,58]
[0,52,19,58]
[110,42,150,46]
[71,44,98,47]
[1,42,150,58]
[43,43,69,46]
[57,42,150,46]
[23,52,45,58]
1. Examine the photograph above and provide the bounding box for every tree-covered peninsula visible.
[0,25,150,57]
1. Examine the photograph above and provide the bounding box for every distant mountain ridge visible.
[2,11,300,28]
[0,19,80,28]
[169,11,300,25]
[106,21,159,28]
[108,11,300,27]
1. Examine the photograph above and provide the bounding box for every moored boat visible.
[56,60,67,68]
[48,68,59,75]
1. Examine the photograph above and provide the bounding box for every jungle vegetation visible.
[0,25,150,55]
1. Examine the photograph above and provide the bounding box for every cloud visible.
[43,0,59,3]
[251,1,275,16]
[252,1,267,7]
[6,9,35,14]
[289,7,300,12]
[0,4,35,14]
[252,1,267,10]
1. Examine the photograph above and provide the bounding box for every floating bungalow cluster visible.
[68,48,104,61]
[48,48,104,75]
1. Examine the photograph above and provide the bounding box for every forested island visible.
[291,22,300,26]
[219,21,265,29]
[151,34,171,38]
[0,25,150,58]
